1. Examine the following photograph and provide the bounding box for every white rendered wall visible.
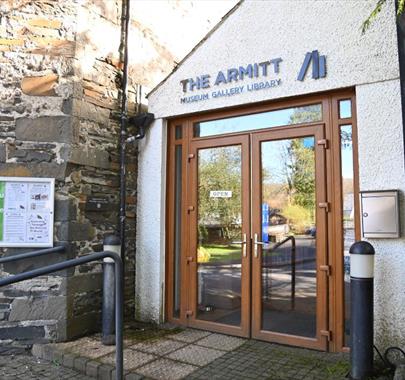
[148,1,399,118]
[138,0,405,349]
[136,118,167,323]
[356,80,405,349]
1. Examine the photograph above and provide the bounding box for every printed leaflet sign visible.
[0,177,54,247]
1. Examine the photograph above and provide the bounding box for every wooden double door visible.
[167,92,358,352]
[185,125,327,350]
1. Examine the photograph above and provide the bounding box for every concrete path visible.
[30,326,361,379]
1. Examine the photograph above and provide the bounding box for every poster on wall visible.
[0,177,55,248]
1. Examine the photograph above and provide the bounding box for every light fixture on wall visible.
[126,112,155,142]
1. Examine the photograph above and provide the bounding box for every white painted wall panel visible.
[149,1,399,118]
[136,119,167,322]
[356,79,405,349]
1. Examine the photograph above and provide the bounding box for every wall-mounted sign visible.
[210,191,232,198]
[297,50,326,81]
[179,50,326,104]
[0,177,55,248]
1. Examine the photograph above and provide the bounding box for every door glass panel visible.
[261,137,317,337]
[194,104,322,137]
[339,100,352,119]
[173,145,182,318]
[197,145,242,326]
[340,124,354,346]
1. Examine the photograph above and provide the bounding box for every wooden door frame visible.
[328,91,360,352]
[165,89,358,352]
[187,134,251,337]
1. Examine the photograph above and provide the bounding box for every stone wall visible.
[0,0,79,346]
[0,0,236,346]
[0,0,137,345]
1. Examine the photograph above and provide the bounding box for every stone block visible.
[21,74,58,97]
[0,38,23,46]
[9,296,66,322]
[0,324,45,341]
[27,19,62,29]
[30,40,75,58]
[52,349,64,364]
[54,198,78,222]
[0,162,67,181]
[16,116,72,143]
[73,356,89,374]
[69,146,111,170]
[32,343,53,361]
[62,352,77,369]
[99,364,114,380]
[71,99,111,124]
[56,221,95,241]
[16,150,53,163]
[86,360,101,377]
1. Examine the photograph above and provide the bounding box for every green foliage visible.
[282,204,312,233]
[198,146,241,243]
[197,245,211,263]
[288,138,315,210]
[362,0,405,34]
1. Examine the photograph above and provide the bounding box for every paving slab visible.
[99,348,156,371]
[130,338,186,355]
[167,344,225,366]
[135,358,197,380]
[195,333,245,351]
[168,329,211,343]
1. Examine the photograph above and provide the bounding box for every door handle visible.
[231,233,247,257]
[254,233,264,258]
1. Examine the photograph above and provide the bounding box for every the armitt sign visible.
[179,50,326,104]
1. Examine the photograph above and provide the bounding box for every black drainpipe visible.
[119,0,130,284]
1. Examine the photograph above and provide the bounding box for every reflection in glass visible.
[173,145,182,318]
[261,137,317,337]
[197,145,242,326]
[340,125,354,346]
[339,100,352,119]
[194,104,322,137]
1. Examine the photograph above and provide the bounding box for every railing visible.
[0,248,124,380]
[0,245,66,264]
[263,236,296,309]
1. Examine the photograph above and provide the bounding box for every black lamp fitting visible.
[128,112,155,140]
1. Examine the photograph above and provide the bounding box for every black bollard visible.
[102,235,121,345]
[349,241,375,380]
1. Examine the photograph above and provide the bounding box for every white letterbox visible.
[360,190,400,238]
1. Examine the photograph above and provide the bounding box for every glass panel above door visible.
[196,145,243,326]
[194,104,322,138]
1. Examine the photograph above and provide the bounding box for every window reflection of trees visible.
[198,146,242,246]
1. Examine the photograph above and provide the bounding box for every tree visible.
[362,0,404,34]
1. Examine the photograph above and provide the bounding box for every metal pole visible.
[119,0,130,281]
[102,235,121,345]
[114,252,124,380]
[291,237,296,310]
[349,241,375,380]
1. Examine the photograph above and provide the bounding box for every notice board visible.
[0,177,55,248]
